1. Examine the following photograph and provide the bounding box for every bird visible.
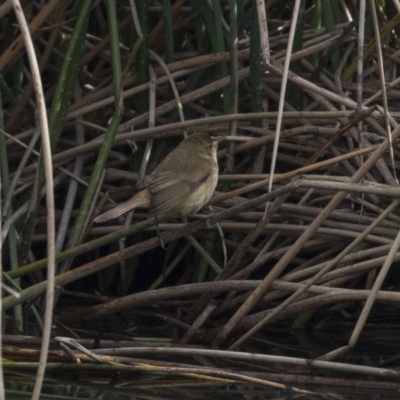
[94,133,221,223]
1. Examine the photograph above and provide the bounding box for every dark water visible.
[3,316,400,399]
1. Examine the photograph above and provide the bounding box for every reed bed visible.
[1,1,400,398]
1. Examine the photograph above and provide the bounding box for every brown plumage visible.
[94,133,220,223]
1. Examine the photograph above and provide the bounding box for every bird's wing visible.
[147,168,212,217]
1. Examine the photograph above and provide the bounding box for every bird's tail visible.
[94,189,151,223]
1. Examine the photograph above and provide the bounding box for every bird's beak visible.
[215,135,226,143]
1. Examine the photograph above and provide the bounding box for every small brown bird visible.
[94,133,221,223]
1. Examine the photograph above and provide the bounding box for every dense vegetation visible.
[1,1,400,398]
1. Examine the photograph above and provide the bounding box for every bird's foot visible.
[192,209,216,229]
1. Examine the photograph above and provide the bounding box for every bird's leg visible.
[205,215,213,229]
[155,216,168,250]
